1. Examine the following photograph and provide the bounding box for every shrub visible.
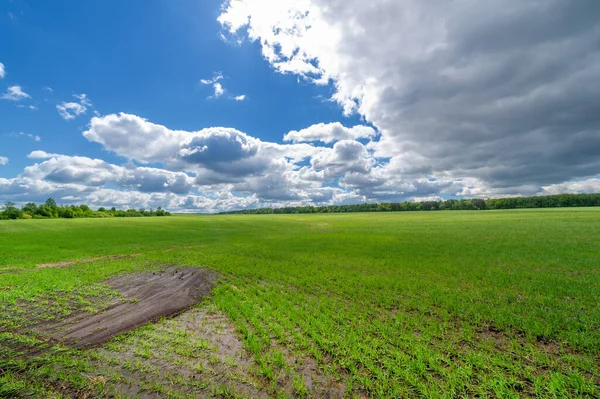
[62,208,75,219]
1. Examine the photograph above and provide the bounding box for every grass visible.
[0,208,599,398]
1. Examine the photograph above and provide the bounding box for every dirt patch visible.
[280,348,348,398]
[36,253,142,269]
[45,267,218,348]
[0,267,21,274]
[89,304,269,398]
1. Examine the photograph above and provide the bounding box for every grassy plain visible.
[0,208,599,398]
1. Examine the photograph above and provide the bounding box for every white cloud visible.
[22,153,193,195]
[219,0,600,194]
[200,73,223,85]
[4,108,600,212]
[16,104,38,110]
[309,140,372,180]
[73,93,91,106]
[83,113,355,203]
[284,122,376,144]
[212,82,224,98]
[83,113,267,168]
[28,150,59,159]
[6,132,41,142]
[0,156,8,166]
[1,167,306,213]
[541,178,600,195]
[200,73,226,98]
[84,113,190,164]
[81,112,600,210]
[42,86,53,92]
[0,62,5,79]
[56,93,92,120]
[200,72,245,100]
[56,102,87,120]
[1,85,31,101]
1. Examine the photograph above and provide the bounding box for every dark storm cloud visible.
[221,0,600,196]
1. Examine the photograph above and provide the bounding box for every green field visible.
[1,209,599,398]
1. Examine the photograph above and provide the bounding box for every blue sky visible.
[0,1,358,171]
[1,0,599,212]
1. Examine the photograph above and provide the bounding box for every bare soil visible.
[91,305,270,398]
[3,268,347,397]
[46,267,218,348]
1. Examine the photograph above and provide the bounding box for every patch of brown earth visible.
[0,267,21,274]
[89,304,269,398]
[36,253,142,269]
[281,349,347,398]
[45,267,218,348]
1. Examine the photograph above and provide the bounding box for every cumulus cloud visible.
[219,0,600,196]
[78,110,600,211]
[82,113,375,204]
[179,129,260,165]
[284,122,376,144]
[28,150,63,159]
[0,176,91,204]
[5,108,600,212]
[84,113,195,164]
[84,113,273,177]
[0,156,8,166]
[56,93,92,120]
[310,140,372,180]
[24,153,193,194]
[1,85,30,101]
[541,178,600,195]
[0,62,5,79]
[233,94,246,101]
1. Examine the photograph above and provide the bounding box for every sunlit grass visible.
[0,208,599,397]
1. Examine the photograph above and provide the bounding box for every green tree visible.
[2,201,22,219]
[37,205,52,217]
[471,198,487,210]
[44,198,58,218]
[62,208,75,218]
[22,202,39,216]
[45,198,57,209]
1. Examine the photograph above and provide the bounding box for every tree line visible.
[221,193,600,215]
[0,198,171,220]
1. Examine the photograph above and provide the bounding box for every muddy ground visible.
[2,267,345,398]
[45,267,218,348]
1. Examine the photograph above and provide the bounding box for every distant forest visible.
[222,193,600,215]
[0,198,171,220]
